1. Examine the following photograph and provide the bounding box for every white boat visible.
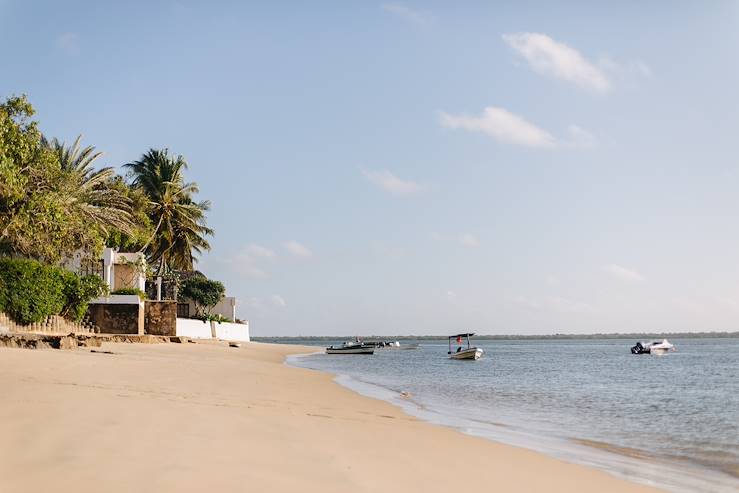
[448,333,484,360]
[382,341,420,350]
[326,342,375,355]
[631,339,676,355]
[450,347,484,360]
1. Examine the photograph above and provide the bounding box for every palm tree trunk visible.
[139,214,164,254]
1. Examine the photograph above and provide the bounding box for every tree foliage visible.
[0,94,218,323]
[180,273,225,316]
[125,149,213,273]
[0,257,107,324]
[0,96,134,262]
[104,176,154,251]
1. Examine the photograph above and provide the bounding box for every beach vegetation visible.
[124,149,213,274]
[0,257,107,324]
[110,287,147,300]
[104,176,155,252]
[193,313,231,323]
[0,96,134,262]
[180,273,225,316]
[0,93,218,323]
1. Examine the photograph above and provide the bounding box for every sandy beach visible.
[0,341,662,493]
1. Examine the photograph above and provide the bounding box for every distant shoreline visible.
[254,331,739,341]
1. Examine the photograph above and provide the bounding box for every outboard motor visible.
[631,342,645,354]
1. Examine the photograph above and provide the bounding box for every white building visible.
[177,296,237,321]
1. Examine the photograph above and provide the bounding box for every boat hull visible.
[326,347,375,355]
[450,347,483,360]
[631,340,676,355]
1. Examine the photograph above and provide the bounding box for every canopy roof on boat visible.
[449,333,475,338]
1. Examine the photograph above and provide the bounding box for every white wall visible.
[212,296,237,321]
[91,294,143,305]
[175,318,250,342]
[213,320,249,341]
[181,296,237,321]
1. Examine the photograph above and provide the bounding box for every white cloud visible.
[381,3,433,25]
[284,240,312,257]
[231,256,267,279]
[227,244,276,278]
[271,295,287,308]
[460,234,480,248]
[565,124,597,149]
[503,32,610,92]
[603,264,645,282]
[362,169,424,196]
[245,244,276,258]
[599,57,653,86]
[439,106,596,149]
[56,32,79,56]
[244,296,287,310]
[440,107,556,148]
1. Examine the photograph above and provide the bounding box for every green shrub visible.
[110,287,146,300]
[0,257,66,324]
[193,313,231,323]
[180,274,225,316]
[62,273,109,321]
[0,257,107,324]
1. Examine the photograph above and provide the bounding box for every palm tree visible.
[44,134,103,175]
[43,135,133,240]
[124,149,212,274]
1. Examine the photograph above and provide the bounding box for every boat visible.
[361,340,420,350]
[325,341,375,355]
[631,339,676,355]
[381,341,419,350]
[448,333,484,360]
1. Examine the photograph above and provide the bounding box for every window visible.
[80,258,104,279]
[177,303,190,318]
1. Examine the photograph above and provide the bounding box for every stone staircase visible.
[0,312,97,335]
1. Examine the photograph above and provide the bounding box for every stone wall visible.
[145,278,178,301]
[144,301,177,336]
[86,303,143,335]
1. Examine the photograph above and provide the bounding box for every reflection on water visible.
[288,337,739,493]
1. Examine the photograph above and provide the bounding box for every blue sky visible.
[2,1,739,335]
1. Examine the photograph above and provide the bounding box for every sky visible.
[2,1,739,336]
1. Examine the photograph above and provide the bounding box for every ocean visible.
[283,337,739,493]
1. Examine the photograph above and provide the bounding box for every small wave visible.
[289,353,739,493]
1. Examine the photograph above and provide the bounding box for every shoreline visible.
[289,352,738,493]
[0,341,662,492]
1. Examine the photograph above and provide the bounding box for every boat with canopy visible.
[448,333,484,360]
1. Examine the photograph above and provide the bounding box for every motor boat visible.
[381,341,419,350]
[325,341,375,355]
[448,333,484,360]
[361,340,420,350]
[631,339,676,355]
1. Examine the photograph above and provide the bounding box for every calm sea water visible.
[285,337,739,493]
